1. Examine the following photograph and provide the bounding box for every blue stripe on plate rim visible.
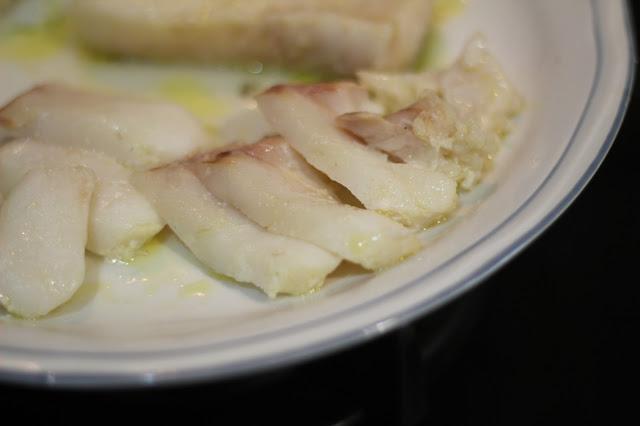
[0,0,636,386]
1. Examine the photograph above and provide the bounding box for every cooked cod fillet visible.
[132,166,341,297]
[0,139,165,259]
[71,0,432,74]
[358,36,524,189]
[0,167,95,318]
[195,137,421,270]
[257,84,458,227]
[0,84,212,171]
[337,93,468,187]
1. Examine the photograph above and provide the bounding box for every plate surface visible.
[0,0,634,387]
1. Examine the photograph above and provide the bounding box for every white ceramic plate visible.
[0,0,634,387]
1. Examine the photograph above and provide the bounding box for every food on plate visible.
[217,81,383,148]
[224,136,344,198]
[131,166,341,297]
[70,0,432,75]
[0,84,213,170]
[194,137,421,269]
[343,37,523,189]
[337,99,443,167]
[358,35,523,137]
[218,106,275,148]
[257,84,458,226]
[0,11,524,316]
[0,167,95,318]
[0,139,164,259]
[283,81,382,115]
[337,92,472,188]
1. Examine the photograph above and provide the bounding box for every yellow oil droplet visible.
[415,0,467,71]
[414,29,444,71]
[291,69,332,84]
[126,229,172,265]
[75,44,119,66]
[180,280,212,298]
[245,60,264,75]
[432,0,467,26]
[206,269,241,285]
[0,15,70,61]
[421,214,450,231]
[156,75,227,123]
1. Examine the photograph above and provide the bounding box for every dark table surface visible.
[1,6,639,426]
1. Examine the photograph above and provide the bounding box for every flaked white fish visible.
[0,167,95,318]
[0,84,213,171]
[0,139,164,259]
[132,166,341,297]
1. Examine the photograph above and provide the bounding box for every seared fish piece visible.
[337,109,440,166]
[195,137,421,269]
[287,82,382,115]
[358,35,523,128]
[0,167,95,318]
[71,0,432,75]
[357,37,524,188]
[0,84,212,171]
[0,139,164,259]
[257,84,457,227]
[132,166,341,298]
[337,92,472,187]
[218,82,381,149]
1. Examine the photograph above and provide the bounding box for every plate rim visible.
[0,0,636,388]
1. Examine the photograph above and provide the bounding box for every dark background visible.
[1,4,638,426]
